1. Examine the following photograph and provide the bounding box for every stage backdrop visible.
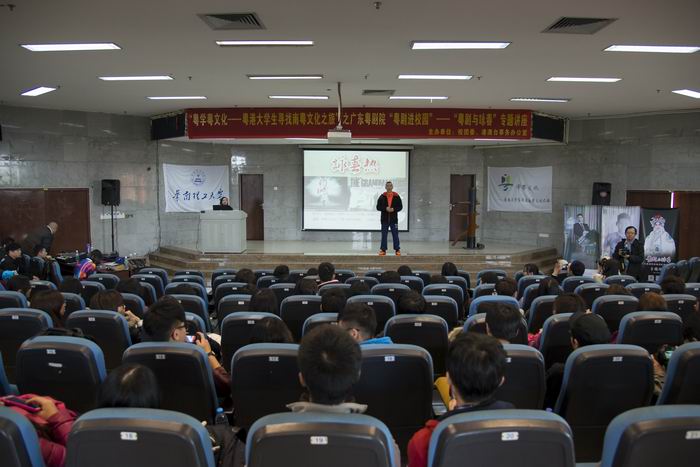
[601,206,641,258]
[487,166,552,212]
[563,205,602,269]
[640,208,679,280]
[163,164,230,213]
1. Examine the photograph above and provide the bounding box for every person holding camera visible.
[612,226,644,280]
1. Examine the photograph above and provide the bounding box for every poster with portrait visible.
[640,208,679,280]
[601,206,641,258]
[563,205,602,269]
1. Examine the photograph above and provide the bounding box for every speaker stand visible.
[110,204,116,255]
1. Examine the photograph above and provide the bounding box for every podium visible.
[199,210,247,253]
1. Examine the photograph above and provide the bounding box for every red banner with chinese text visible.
[186,108,531,140]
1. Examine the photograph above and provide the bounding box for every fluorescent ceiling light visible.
[398,74,472,80]
[511,97,570,103]
[411,41,510,50]
[147,96,207,100]
[475,138,519,141]
[286,138,327,141]
[248,75,323,80]
[21,86,57,97]
[547,77,621,83]
[672,89,700,99]
[269,95,328,100]
[99,75,173,81]
[216,40,313,46]
[21,43,120,52]
[605,45,700,54]
[389,96,448,100]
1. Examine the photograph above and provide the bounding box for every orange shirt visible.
[386,192,395,207]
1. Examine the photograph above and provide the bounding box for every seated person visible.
[321,288,347,313]
[317,262,338,287]
[397,265,413,276]
[249,289,278,314]
[605,284,632,295]
[485,302,522,344]
[338,302,392,345]
[294,277,318,296]
[74,250,102,280]
[30,245,50,280]
[97,362,161,409]
[408,333,513,467]
[348,280,370,297]
[30,289,67,328]
[522,276,560,312]
[0,242,27,275]
[495,277,518,299]
[288,325,400,467]
[142,297,229,396]
[249,317,294,344]
[234,268,256,287]
[638,292,667,311]
[380,270,401,284]
[660,276,686,295]
[273,264,290,281]
[543,313,610,409]
[397,290,426,314]
[116,277,151,307]
[478,271,500,286]
[214,196,233,211]
[441,262,458,278]
[430,274,448,284]
[528,293,586,348]
[5,274,32,301]
[90,290,142,341]
[523,263,540,276]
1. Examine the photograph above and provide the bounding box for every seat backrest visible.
[168,294,210,331]
[302,312,338,337]
[65,408,215,467]
[625,282,662,299]
[61,292,86,317]
[0,308,53,384]
[400,275,424,292]
[0,291,28,309]
[230,343,302,428]
[474,284,496,298]
[676,260,690,282]
[384,314,449,375]
[0,406,44,467]
[616,312,683,353]
[65,310,132,371]
[30,280,56,292]
[185,312,207,335]
[137,281,157,306]
[684,282,700,299]
[121,293,145,318]
[428,409,575,467]
[655,263,677,285]
[496,345,546,409]
[514,270,524,282]
[423,295,460,327]
[562,276,595,293]
[213,282,249,305]
[539,313,573,369]
[256,275,281,289]
[413,271,432,286]
[464,313,486,334]
[346,295,396,334]
[599,405,700,467]
[476,269,507,283]
[656,342,700,405]
[345,276,380,287]
[269,283,296,312]
[247,412,395,467]
[0,353,14,396]
[174,270,205,279]
[122,342,218,423]
[355,344,433,454]
[456,270,471,289]
[90,273,120,290]
[288,269,307,284]
[253,269,273,281]
[318,283,351,296]
[555,344,653,462]
[80,280,107,305]
[688,259,700,283]
[49,261,64,285]
[220,312,281,372]
[591,295,640,332]
[16,335,106,413]
[217,294,253,321]
[170,275,206,287]
[131,274,165,298]
[422,284,464,310]
[211,269,237,288]
[164,282,208,303]
[445,276,468,298]
[604,275,638,286]
[365,270,386,281]
[371,283,411,307]
[280,295,323,341]
[662,294,698,322]
[137,267,169,286]
[468,295,519,318]
[334,269,356,284]
[517,275,547,299]
[528,295,557,332]
[575,282,610,308]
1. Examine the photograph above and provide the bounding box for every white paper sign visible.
[163,164,230,212]
[487,166,552,212]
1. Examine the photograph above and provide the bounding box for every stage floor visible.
[174,240,541,256]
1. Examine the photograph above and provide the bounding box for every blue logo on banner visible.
[191,169,207,186]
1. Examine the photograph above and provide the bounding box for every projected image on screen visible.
[303,149,409,231]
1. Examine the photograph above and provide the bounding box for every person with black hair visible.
[605,284,632,296]
[660,276,686,295]
[0,242,26,274]
[215,197,233,211]
[523,263,540,276]
[306,267,318,276]
[430,274,448,284]
[495,278,517,298]
[485,303,522,344]
[6,274,32,300]
[29,245,49,280]
[321,288,347,313]
[397,265,413,276]
[116,278,151,307]
[478,271,499,285]
[294,277,318,296]
[167,283,199,296]
[249,317,294,344]
[30,290,67,327]
[74,249,103,280]
[338,302,392,345]
[441,262,458,278]
[521,276,561,312]
[348,280,370,297]
[612,226,644,280]
[408,333,513,467]
[273,264,290,281]
[528,293,587,348]
[234,268,256,286]
[380,270,401,284]
[97,363,161,409]
[569,260,586,277]
[250,289,278,314]
[398,290,426,314]
[600,258,621,278]
[318,262,338,287]
[90,290,141,339]
[377,180,403,257]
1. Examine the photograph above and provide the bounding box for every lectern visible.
[199,210,247,253]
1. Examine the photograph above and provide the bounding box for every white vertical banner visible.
[163,164,230,212]
[487,166,552,212]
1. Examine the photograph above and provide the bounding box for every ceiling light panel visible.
[605,45,700,53]
[21,43,121,51]
[411,41,510,50]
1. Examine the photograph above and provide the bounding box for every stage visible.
[149,241,559,278]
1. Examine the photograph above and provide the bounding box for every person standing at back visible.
[377,181,403,256]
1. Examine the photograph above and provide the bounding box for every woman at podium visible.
[213,197,233,211]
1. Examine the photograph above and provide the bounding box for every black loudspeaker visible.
[101,179,121,206]
[592,182,611,206]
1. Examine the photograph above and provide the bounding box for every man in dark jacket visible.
[612,226,644,280]
[26,222,58,255]
[376,181,403,256]
[0,242,27,275]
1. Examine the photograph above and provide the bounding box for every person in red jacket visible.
[376,181,403,256]
[407,333,513,467]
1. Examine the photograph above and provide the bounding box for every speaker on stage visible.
[101,179,121,206]
[592,182,611,206]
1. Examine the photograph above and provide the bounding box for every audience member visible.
[523,263,540,275]
[478,271,500,285]
[522,276,560,311]
[495,277,517,298]
[294,277,318,296]
[605,284,632,295]
[58,277,84,295]
[30,245,49,280]
[234,268,256,287]
[30,289,66,327]
[398,290,426,314]
[397,265,413,276]
[318,262,338,287]
[306,267,318,276]
[338,302,392,345]
[638,292,667,311]
[601,258,621,278]
[528,293,586,348]
[380,270,401,284]
[74,250,102,280]
[97,363,161,409]
[441,262,458,278]
[348,280,370,297]
[249,289,278,314]
[273,264,290,281]
[89,290,141,340]
[321,288,347,313]
[6,274,32,300]
[485,303,523,344]
[249,317,294,344]
[408,333,513,467]
[167,283,199,296]
[660,276,686,295]
[0,242,26,274]
[116,277,151,306]
[429,274,448,284]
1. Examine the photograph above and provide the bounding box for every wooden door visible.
[626,190,671,209]
[449,175,475,241]
[240,174,264,240]
[674,192,700,259]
